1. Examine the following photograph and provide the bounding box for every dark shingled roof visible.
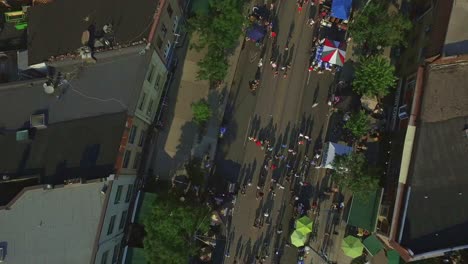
[27,0,158,64]
[400,59,468,254]
[0,112,127,205]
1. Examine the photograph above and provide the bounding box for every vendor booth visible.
[313,38,347,71]
[321,141,353,168]
[246,24,266,43]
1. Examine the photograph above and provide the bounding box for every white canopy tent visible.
[321,142,353,169]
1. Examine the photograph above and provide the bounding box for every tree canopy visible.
[188,0,245,82]
[331,152,380,198]
[192,100,212,126]
[349,2,411,52]
[143,192,210,264]
[344,110,371,138]
[353,56,396,98]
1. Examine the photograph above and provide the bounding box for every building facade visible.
[93,175,136,264]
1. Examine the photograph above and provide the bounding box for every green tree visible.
[192,100,212,126]
[196,50,229,82]
[188,0,245,82]
[349,2,412,51]
[353,56,396,98]
[331,152,379,198]
[344,110,371,138]
[189,0,244,51]
[143,193,210,264]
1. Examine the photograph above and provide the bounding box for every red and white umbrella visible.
[321,39,346,66]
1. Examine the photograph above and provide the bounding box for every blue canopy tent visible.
[246,24,266,42]
[331,0,353,20]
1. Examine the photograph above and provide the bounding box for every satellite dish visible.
[43,83,55,94]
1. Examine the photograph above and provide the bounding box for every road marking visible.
[243,115,253,147]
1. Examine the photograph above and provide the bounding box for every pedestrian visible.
[288,149,294,153]
[312,102,319,108]
[274,70,279,77]
[283,72,288,79]
[264,212,269,218]
[256,140,262,147]
[281,144,287,148]
[292,151,297,155]
[270,31,277,38]
[258,58,263,68]
[298,140,305,145]
[280,65,286,71]
[267,146,274,152]
[304,135,311,140]
[299,133,304,138]
[277,183,285,189]
[271,164,277,170]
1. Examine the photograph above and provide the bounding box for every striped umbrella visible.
[321,39,346,66]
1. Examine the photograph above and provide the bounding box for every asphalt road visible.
[211,1,338,263]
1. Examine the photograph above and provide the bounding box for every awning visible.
[134,192,157,223]
[321,142,353,168]
[388,250,402,264]
[347,189,383,232]
[363,235,383,256]
[331,0,353,20]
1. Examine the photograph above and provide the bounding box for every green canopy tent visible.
[290,230,308,247]
[295,216,313,234]
[388,250,402,264]
[341,235,364,258]
[363,235,384,256]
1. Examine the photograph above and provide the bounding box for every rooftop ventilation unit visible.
[30,114,47,129]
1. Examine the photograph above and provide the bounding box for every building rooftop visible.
[0,46,149,131]
[27,0,157,64]
[443,0,468,56]
[400,59,468,254]
[0,181,106,264]
[0,112,126,205]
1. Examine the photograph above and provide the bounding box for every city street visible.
[211,1,337,263]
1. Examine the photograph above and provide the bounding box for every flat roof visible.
[443,0,468,56]
[0,181,106,264]
[0,47,149,130]
[0,112,126,200]
[400,59,468,254]
[27,0,158,64]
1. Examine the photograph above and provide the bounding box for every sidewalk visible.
[149,33,244,182]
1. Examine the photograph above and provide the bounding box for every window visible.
[156,36,163,49]
[167,4,173,17]
[128,125,138,144]
[172,16,179,33]
[163,40,171,59]
[161,23,167,37]
[146,99,154,116]
[107,215,116,235]
[101,250,109,264]
[154,74,162,90]
[122,150,131,168]
[119,210,128,230]
[138,93,147,111]
[114,185,123,204]
[146,64,155,83]
[132,152,141,170]
[138,130,146,147]
[112,244,119,263]
[125,184,134,202]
